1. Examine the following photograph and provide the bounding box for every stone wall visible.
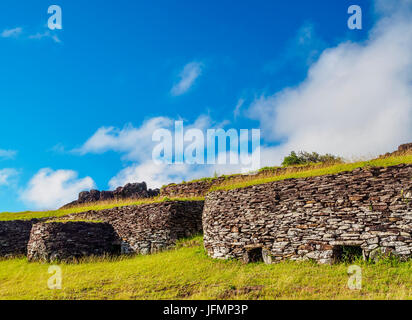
[0,220,41,257]
[27,222,121,262]
[161,178,226,198]
[160,165,345,198]
[203,164,412,264]
[61,200,204,254]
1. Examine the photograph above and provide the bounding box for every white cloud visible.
[249,1,412,161]
[83,0,412,188]
[1,27,61,43]
[374,0,412,15]
[20,168,95,210]
[76,115,217,162]
[109,161,200,189]
[264,21,326,74]
[77,114,246,189]
[75,117,174,162]
[0,149,17,160]
[0,169,19,186]
[29,31,61,43]
[108,157,254,190]
[1,27,22,38]
[234,98,245,119]
[171,62,203,96]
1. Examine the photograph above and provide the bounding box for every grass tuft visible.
[0,197,204,222]
[211,154,412,192]
[0,236,410,300]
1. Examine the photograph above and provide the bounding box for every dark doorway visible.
[333,245,363,263]
[242,247,263,263]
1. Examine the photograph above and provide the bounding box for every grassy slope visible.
[2,154,412,221]
[0,154,411,299]
[0,236,410,300]
[0,197,204,221]
[212,154,412,191]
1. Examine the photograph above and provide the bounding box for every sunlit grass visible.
[212,154,412,191]
[3,154,412,220]
[0,236,410,300]
[0,197,204,222]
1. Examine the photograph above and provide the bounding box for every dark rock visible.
[61,182,160,209]
[398,143,412,152]
[0,219,43,257]
[100,191,114,201]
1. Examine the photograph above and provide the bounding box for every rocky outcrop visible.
[60,200,204,254]
[397,143,412,152]
[27,222,121,262]
[61,182,160,208]
[203,164,412,264]
[0,219,42,257]
[379,142,412,158]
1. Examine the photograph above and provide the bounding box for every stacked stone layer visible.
[203,164,412,264]
[61,201,204,254]
[0,220,42,257]
[160,166,341,198]
[27,222,120,262]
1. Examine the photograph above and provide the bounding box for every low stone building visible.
[61,200,204,255]
[0,200,204,261]
[0,219,42,257]
[27,221,120,262]
[203,164,412,264]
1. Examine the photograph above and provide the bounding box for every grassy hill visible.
[1,153,412,300]
[0,236,410,300]
[2,153,412,222]
[212,154,412,191]
[0,197,203,221]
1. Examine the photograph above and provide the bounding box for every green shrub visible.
[282,151,342,167]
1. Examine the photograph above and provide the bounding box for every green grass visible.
[161,173,243,189]
[0,197,204,222]
[212,154,412,191]
[0,236,410,300]
[3,155,412,221]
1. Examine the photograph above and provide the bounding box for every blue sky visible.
[2,0,412,212]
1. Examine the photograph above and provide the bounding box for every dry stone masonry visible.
[2,145,412,265]
[0,201,203,262]
[161,179,225,198]
[27,221,121,262]
[61,200,204,255]
[160,165,340,198]
[0,219,43,257]
[203,164,412,264]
